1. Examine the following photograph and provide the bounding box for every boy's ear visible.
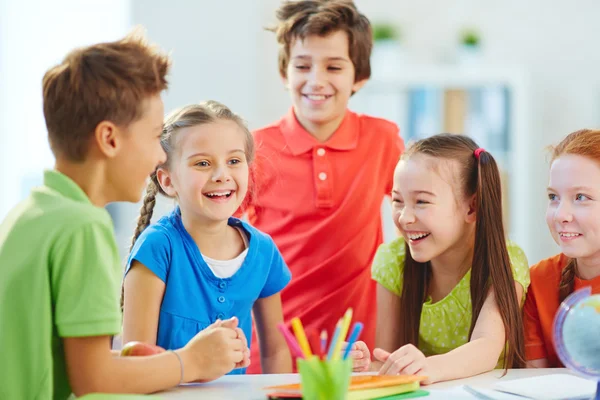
[465,194,477,224]
[280,72,290,90]
[156,168,177,197]
[94,120,121,158]
[352,78,368,93]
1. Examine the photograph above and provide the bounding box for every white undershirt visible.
[202,227,249,279]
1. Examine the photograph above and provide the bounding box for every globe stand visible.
[553,287,600,400]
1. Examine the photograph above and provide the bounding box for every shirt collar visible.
[43,169,92,204]
[279,107,359,156]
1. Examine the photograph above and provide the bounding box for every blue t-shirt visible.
[126,208,291,374]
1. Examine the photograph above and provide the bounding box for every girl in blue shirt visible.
[122,101,293,374]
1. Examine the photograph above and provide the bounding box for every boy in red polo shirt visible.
[242,0,405,372]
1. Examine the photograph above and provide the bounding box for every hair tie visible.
[474,148,485,160]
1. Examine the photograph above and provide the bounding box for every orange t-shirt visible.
[524,253,600,366]
[243,108,404,373]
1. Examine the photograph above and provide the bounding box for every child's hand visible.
[234,328,251,369]
[373,344,433,384]
[217,318,251,369]
[341,340,371,372]
[183,318,245,382]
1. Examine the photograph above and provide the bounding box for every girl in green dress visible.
[347,134,530,383]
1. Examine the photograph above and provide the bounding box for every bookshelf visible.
[349,64,533,259]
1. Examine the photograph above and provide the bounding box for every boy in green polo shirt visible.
[0,30,249,399]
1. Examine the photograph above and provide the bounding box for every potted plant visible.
[460,29,480,48]
[457,28,482,65]
[373,23,400,43]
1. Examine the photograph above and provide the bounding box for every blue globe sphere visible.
[561,294,600,372]
[553,287,600,400]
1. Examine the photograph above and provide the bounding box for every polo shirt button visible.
[317,148,326,156]
[318,172,327,181]
[217,313,225,320]
[219,282,226,289]
[218,296,225,303]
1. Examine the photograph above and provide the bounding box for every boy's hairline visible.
[278,28,364,81]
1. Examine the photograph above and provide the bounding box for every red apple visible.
[120,341,166,357]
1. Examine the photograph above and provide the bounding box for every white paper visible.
[428,385,525,400]
[493,373,596,400]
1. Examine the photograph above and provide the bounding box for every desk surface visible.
[156,368,577,399]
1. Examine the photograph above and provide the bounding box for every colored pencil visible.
[277,323,305,359]
[331,308,353,360]
[290,317,313,358]
[320,329,328,358]
[327,319,342,360]
[342,322,364,360]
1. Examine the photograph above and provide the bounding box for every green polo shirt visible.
[0,170,122,400]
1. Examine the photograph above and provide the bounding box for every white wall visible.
[0,0,131,218]
[131,1,263,122]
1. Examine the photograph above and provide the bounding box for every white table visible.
[156,368,580,399]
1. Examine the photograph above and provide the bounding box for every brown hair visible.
[120,101,254,309]
[549,129,600,302]
[42,27,170,162]
[398,134,526,369]
[268,0,372,82]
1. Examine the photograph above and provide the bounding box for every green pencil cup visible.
[297,357,352,400]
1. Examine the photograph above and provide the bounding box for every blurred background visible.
[1,0,600,266]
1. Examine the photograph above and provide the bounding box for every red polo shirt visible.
[244,108,404,373]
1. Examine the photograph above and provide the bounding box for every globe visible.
[553,287,600,400]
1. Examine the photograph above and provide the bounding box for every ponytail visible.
[470,149,526,369]
[559,259,577,303]
[130,177,159,249]
[120,175,159,310]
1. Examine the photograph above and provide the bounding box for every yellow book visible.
[347,380,421,400]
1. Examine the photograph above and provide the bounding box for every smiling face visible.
[157,119,249,224]
[391,154,476,263]
[546,154,600,261]
[283,30,366,135]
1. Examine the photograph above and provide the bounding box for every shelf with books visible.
[350,65,533,260]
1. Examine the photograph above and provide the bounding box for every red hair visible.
[550,129,600,302]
